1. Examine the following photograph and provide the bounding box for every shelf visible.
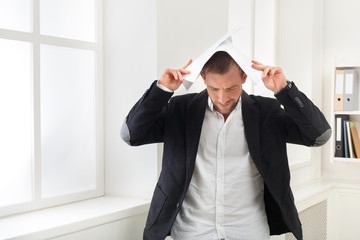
[334,157,360,163]
[331,63,360,163]
[334,111,360,115]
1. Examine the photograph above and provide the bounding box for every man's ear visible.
[200,71,206,84]
[242,73,247,84]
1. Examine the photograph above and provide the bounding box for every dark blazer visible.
[121,81,331,240]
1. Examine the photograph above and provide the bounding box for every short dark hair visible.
[201,51,244,77]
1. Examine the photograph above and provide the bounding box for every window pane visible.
[40,45,96,198]
[0,0,31,32]
[0,39,32,207]
[40,0,95,42]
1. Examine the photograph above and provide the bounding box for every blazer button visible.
[294,97,304,108]
[176,203,180,208]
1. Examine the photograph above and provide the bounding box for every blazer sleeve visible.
[275,82,332,147]
[120,81,173,146]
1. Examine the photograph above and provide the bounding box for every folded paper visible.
[182,27,262,90]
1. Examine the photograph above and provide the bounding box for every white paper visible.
[335,73,344,94]
[182,27,262,90]
[345,73,354,94]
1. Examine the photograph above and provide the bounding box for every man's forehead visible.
[204,63,242,77]
[203,60,242,75]
[205,67,243,85]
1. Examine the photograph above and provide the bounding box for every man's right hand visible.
[158,59,193,91]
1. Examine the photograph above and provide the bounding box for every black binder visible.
[335,114,349,157]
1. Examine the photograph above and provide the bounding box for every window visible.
[0,0,103,217]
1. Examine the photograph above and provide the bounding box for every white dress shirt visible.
[171,96,270,240]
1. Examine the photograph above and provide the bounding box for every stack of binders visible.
[334,68,360,158]
[335,115,360,158]
[334,69,359,112]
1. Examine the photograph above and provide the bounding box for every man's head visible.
[200,51,247,118]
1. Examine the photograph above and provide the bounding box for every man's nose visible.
[218,91,228,104]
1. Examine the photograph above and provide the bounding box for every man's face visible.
[201,64,247,117]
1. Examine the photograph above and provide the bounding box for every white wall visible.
[277,0,325,188]
[104,0,158,199]
[253,0,277,98]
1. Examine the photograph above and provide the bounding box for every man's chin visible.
[215,105,233,115]
[217,108,232,116]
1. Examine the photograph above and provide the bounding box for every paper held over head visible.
[182,27,262,90]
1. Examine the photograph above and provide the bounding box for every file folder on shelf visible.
[344,69,359,111]
[335,115,349,157]
[346,120,355,158]
[334,69,345,111]
[344,119,349,158]
[350,121,360,158]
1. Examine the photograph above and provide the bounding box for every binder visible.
[335,115,349,157]
[350,121,360,158]
[334,69,345,111]
[346,121,355,158]
[343,118,349,158]
[344,69,359,111]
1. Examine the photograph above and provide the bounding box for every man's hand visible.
[251,60,288,94]
[158,59,193,91]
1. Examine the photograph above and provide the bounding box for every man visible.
[121,51,331,240]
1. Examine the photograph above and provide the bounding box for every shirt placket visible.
[215,114,226,239]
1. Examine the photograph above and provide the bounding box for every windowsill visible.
[292,180,333,212]
[0,182,336,239]
[0,196,150,240]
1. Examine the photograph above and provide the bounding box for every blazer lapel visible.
[241,91,263,173]
[185,90,208,185]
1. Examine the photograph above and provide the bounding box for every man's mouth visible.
[219,102,230,108]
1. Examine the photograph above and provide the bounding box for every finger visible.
[262,66,271,79]
[265,67,277,78]
[269,68,276,78]
[251,60,263,65]
[183,59,193,69]
[171,70,178,80]
[252,62,266,71]
[252,64,265,71]
[180,68,191,74]
[177,70,183,81]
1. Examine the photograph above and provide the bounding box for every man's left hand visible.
[251,60,288,93]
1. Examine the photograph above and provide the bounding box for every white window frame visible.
[0,0,104,217]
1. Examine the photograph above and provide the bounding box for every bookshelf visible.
[331,59,360,163]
